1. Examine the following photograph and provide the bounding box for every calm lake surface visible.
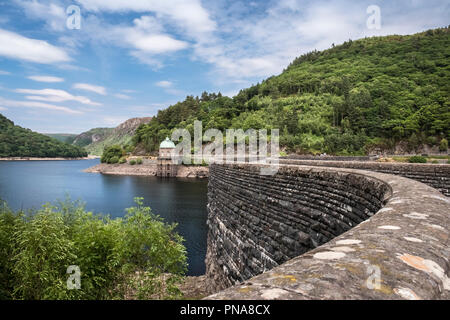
[0,159,208,276]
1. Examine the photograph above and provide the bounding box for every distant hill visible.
[72,128,114,148]
[75,117,152,155]
[0,113,87,158]
[44,133,78,144]
[133,27,449,155]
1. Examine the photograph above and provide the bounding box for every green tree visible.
[101,145,124,164]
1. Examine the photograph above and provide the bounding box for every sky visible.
[0,0,448,134]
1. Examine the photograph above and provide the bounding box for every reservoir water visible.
[0,159,208,276]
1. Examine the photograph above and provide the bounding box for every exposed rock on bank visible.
[83,163,209,178]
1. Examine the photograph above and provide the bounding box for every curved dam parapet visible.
[205,163,450,300]
[279,159,450,197]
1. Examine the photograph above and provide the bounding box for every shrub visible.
[124,145,135,154]
[408,155,427,163]
[129,160,136,165]
[439,138,448,152]
[119,157,126,164]
[109,156,119,164]
[136,158,143,165]
[101,145,124,164]
[0,198,187,300]
[0,201,22,299]
[13,206,78,299]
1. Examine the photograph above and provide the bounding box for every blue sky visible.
[0,0,448,133]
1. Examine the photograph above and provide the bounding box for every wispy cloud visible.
[27,75,64,83]
[14,88,101,106]
[0,96,83,114]
[14,0,66,31]
[0,70,11,75]
[82,15,189,68]
[188,0,450,85]
[113,93,131,100]
[155,81,173,88]
[0,28,70,64]
[155,80,184,96]
[72,83,106,95]
[76,0,216,35]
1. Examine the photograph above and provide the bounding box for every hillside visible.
[0,113,88,158]
[44,133,78,144]
[133,27,449,155]
[76,117,152,155]
[72,128,114,148]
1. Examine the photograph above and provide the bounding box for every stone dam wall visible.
[279,160,450,197]
[205,163,450,300]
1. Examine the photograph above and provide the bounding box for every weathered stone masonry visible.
[280,160,450,197]
[205,163,450,300]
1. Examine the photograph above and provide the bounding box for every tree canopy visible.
[133,27,449,155]
[0,114,87,158]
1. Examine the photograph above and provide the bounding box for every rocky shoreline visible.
[83,163,209,178]
[0,156,99,161]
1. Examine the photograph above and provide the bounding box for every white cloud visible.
[155,81,173,88]
[191,0,450,84]
[128,34,188,54]
[27,75,64,83]
[0,28,70,64]
[14,0,66,31]
[93,15,189,67]
[0,70,11,75]
[11,0,449,85]
[113,93,131,100]
[76,0,216,36]
[155,80,184,96]
[14,88,101,106]
[0,96,82,114]
[72,83,106,95]
[0,106,7,111]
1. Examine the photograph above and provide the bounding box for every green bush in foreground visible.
[0,198,187,300]
[136,158,143,165]
[129,160,136,165]
[408,156,427,163]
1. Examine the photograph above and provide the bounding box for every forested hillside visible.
[133,27,449,155]
[44,133,78,144]
[75,117,152,155]
[0,114,87,158]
